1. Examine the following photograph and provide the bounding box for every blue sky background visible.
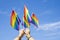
[0,0,60,40]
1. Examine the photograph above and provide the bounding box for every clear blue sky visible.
[0,0,60,40]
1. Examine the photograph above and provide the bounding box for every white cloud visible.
[38,21,60,30]
[44,32,60,37]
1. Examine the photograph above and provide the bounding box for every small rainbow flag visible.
[31,13,39,27]
[23,5,31,28]
[24,5,31,23]
[23,16,30,28]
[10,10,21,31]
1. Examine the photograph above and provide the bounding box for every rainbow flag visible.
[31,13,39,27]
[24,5,31,23]
[10,10,21,31]
[23,5,31,28]
[23,16,30,28]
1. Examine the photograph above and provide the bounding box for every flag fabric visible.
[24,5,31,23]
[10,10,21,31]
[23,5,31,28]
[23,16,30,28]
[31,13,39,27]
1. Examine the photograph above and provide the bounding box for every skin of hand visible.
[25,28,34,40]
[19,29,25,38]
[25,28,30,38]
[14,36,20,40]
[14,28,34,40]
[25,28,30,35]
[14,29,25,40]
[29,37,34,40]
